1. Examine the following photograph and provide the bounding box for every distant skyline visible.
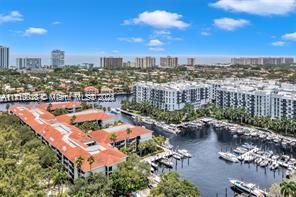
[1,0,296,64]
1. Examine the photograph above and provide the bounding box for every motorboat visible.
[178,149,192,158]
[230,179,267,197]
[270,162,279,170]
[219,152,239,163]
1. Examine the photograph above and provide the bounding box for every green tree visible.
[110,154,150,196]
[280,181,296,197]
[150,172,200,197]
[125,128,132,148]
[87,155,95,171]
[109,133,118,147]
[69,173,113,197]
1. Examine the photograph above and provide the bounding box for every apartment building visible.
[0,45,9,68]
[16,57,42,69]
[187,58,196,66]
[51,49,65,68]
[9,102,152,180]
[160,56,178,67]
[231,57,294,65]
[134,78,296,119]
[135,57,156,68]
[100,57,123,68]
[213,78,296,119]
[134,81,212,111]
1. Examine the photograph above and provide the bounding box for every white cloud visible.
[282,32,296,41]
[0,11,23,24]
[214,18,249,31]
[52,21,61,25]
[148,39,164,46]
[149,47,165,52]
[211,0,296,16]
[271,41,286,46]
[24,27,47,36]
[201,31,211,36]
[118,37,144,43]
[123,10,189,29]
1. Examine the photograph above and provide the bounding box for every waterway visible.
[0,95,289,196]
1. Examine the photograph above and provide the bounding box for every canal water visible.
[0,95,288,196]
[168,128,286,196]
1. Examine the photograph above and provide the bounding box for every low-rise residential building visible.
[9,101,153,180]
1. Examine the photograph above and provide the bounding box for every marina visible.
[1,96,295,196]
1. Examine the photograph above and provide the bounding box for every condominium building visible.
[160,56,178,67]
[100,57,123,68]
[231,57,294,66]
[0,45,9,68]
[134,81,212,111]
[51,49,65,68]
[135,57,156,68]
[16,57,42,69]
[212,78,296,119]
[9,102,152,180]
[271,92,296,119]
[187,58,196,66]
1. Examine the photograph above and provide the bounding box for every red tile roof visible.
[56,109,113,124]
[9,104,126,173]
[37,101,81,111]
[90,124,152,144]
[84,86,99,92]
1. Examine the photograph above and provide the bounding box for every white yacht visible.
[178,149,192,158]
[219,152,239,163]
[230,179,267,197]
[270,162,279,170]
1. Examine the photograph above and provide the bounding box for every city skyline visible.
[1,0,296,65]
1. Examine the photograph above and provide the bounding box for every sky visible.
[1,0,296,65]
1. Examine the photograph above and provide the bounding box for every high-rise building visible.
[135,57,156,68]
[16,58,42,69]
[160,56,178,67]
[0,46,9,68]
[231,57,294,66]
[100,57,123,68]
[51,50,65,68]
[187,58,196,66]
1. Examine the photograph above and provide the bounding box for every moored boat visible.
[230,179,267,197]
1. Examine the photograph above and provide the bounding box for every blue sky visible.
[1,0,296,64]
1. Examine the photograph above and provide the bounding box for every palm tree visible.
[109,133,118,147]
[53,171,68,194]
[280,181,296,197]
[87,155,95,171]
[47,103,52,112]
[70,115,76,125]
[75,156,84,177]
[125,128,132,148]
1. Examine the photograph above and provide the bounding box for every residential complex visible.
[134,81,212,111]
[231,57,294,65]
[0,45,9,68]
[160,56,178,67]
[16,57,42,69]
[134,79,296,119]
[100,57,123,68]
[9,102,152,180]
[135,57,156,68]
[187,58,196,66]
[51,49,65,68]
